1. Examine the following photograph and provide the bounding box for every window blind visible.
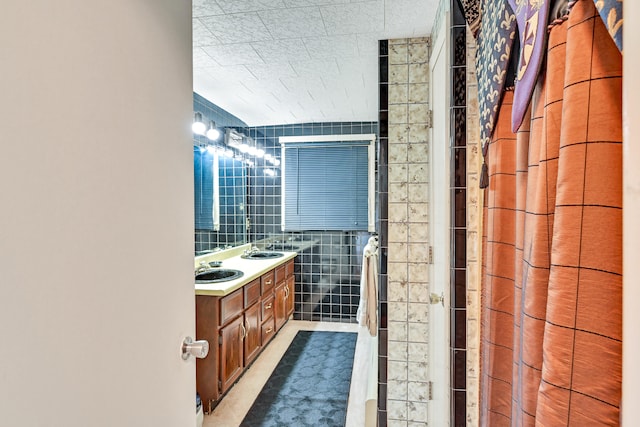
[282,140,371,231]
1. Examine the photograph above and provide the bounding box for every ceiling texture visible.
[193,0,439,126]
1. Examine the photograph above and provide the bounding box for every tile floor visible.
[203,320,371,427]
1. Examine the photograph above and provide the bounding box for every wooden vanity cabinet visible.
[243,302,261,365]
[195,296,221,407]
[274,260,295,330]
[274,282,288,331]
[219,315,244,393]
[261,293,275,346]
[285,275,295,317]
[195,257,297,413]
[243,279,262,366]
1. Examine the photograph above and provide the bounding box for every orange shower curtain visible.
[480,1,622,425]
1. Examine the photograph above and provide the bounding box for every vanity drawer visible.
[261,293,275,321]
[261,318,275,345]
[219,288,243,326]
[244,278,261,307]
[285,260,294,278]
[275,264,286,284]
[261,271,275,294]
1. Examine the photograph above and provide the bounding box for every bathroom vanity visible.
[194,245,296,413]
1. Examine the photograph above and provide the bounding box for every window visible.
[280,134,375,232]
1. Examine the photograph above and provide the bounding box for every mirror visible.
[194,148,247,255]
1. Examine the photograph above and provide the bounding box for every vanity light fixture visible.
[206,120,221,141]
[238,136,251,153]
[192,112,206,136]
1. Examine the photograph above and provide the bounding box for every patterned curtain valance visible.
[458,0,482,37]
[476,0,517,150]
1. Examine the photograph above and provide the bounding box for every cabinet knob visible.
[181,337,209,360]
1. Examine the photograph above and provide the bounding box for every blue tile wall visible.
[193,92,378,323]
[193,93,249,253]
[246,122,377,322]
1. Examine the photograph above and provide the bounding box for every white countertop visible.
[194,244,297,297]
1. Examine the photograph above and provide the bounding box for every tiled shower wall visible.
[465,26,482,426]
[380,36,432,426]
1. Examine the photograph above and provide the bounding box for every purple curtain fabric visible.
[508,0,551,133]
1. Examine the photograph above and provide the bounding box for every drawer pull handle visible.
[265,280,272,286]
[265,303,272,310]
[265,327,273,334]
[240,322,246,340]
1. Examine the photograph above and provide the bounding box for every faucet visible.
[243,245,260,256]
[195,261,211,274]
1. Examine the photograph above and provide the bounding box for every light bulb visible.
[273,159,281,166]
[192,112,206,135]
[264,168,275,176]
[255,148,265,158]
[206,121,220,141]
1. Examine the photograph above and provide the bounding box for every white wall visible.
[0,1,194,426]
[623,2,640,425]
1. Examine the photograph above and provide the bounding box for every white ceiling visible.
[193,0,439,126]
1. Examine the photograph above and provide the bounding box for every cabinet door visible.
[285,275,295,317]
[275,282,287,331]
[195,296,221,409]
[219,316,244,394]
[243,302,261,366]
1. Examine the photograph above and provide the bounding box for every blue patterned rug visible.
[240,330,357,427]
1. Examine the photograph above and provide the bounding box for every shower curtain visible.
[480,0,622,425]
